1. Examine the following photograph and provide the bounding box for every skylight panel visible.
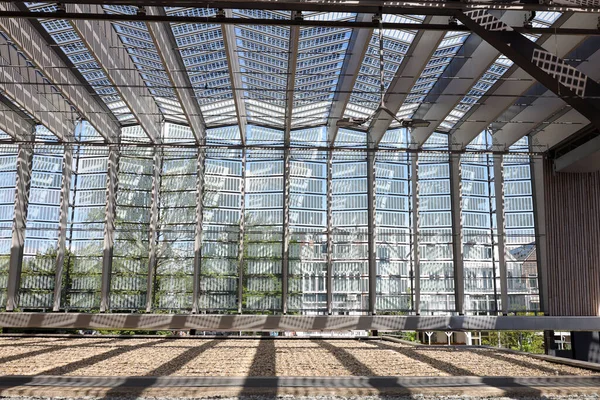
[292,12,355,128]
[437,11,562,131]
[344,15,425,123]
[393,31,470,125]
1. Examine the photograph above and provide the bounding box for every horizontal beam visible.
[1,313,600,331]
[8,0,600,14]
[0,11,599,34]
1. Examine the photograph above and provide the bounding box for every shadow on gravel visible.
[239,338,278,398]
[476,349,571,375]
[315,339,408,395]
[99,339,222,399]
[372,340,542,397]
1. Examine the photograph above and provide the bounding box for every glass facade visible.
[0,122,541,316]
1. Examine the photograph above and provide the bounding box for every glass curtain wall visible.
[288,127,328,314]
[19,127,63,309]
[154,124,197,311]
[418,132,455,313]
[244,126,284,312]
[63,122,107,310]
[331,129,369,314]
[200,127,242,312]
[504,137,539,313]
[0,131,18,307]
[462,131,500,315]
[376,129,413,313]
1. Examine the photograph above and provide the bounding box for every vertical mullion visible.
[367,141,377,315]
[281,148,290,314]
[6,142,34,311]
[192,147,206,313]
[100,146,119,313]
[53,146,73,311]
[493,155,508,315]
[237,148,246,314]
[326,148,333,315]
[145,148,162,313]
[411,154,420,315]
[450,154,465,315]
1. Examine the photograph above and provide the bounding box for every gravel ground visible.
[0,337,596,377]
[0,395,599,400]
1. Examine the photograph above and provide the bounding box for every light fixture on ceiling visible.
[335,16,430,131]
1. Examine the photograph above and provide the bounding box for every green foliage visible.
[482,331,545,354]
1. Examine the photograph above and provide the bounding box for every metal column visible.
[192,148,206,313]
[237,148,246,314]
[6,141,34,311]
[100,146,119,312]
[281,148,290,314]
[145,148,162,313]
[449,154,465,315]
[52,146,73,311]
[411,154,421,315]
[530,152,548,314]
[326,148,334,315]
[493,155,509,315]
[366,139,377,315]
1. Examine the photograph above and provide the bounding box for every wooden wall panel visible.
[545,159,600,316]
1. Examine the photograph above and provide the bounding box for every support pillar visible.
[411,154,420,315]
[493,155,508,315]
[53,146,73,311]
[192,148,206,313]
[281,148,290,314]
[326,148,333,315]
[449,154,465,315]
[367,140,377,315]
[6,141,34,311]
[237,148,246,314]
[145,148,162,313]
[100,146,119,312]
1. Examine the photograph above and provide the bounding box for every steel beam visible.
[327,14,373,145]
[52,146,74,312]
[281,148,290,314]
[493,155,508,315]
[366,138,377,315]
[0,34,75,142]
[145,148,161,313]
[5,140,34,311]
[457,10,600,135]
[0,2,119,142]
[411,155,421,314]
[192,148,206,314]
[223,9,247,144]
[237,148,246,314]
[530,152,548,315]
[100,146,119,312]
[67,3,160,143]
[3,312,600,331]
[326,148,334,315]
[454,13,600,149]
[280,20,299,315]
[369,16,448,145]
[146,7,206,145]
[0,99,35,141]
[411,11,528,147]
[449,154,465,315]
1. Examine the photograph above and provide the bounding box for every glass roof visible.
[343,14,425,123]
[5,6,586,147]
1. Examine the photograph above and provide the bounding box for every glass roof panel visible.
[234,9,291,128]
[343,14,425,125]
[166,7,237,126]
[25,2,138,125]
[394,31,470,125]
[438,12,562,132]
[292,12,355,128]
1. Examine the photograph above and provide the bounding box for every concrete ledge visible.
[2,313,600,331]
